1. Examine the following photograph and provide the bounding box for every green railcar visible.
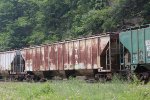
[119,25,150,77]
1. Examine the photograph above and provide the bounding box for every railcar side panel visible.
[0,53,6,71]
[145,27,150,64]
[0,51,15,71]
[24,49,29,71]
[54,45,58,70]
[49,45,57,70]
[64,42,69,70]
[37,47,41,71]
[58,44,63,70]
[29,49,33,71]
[48,46,52,70]
[68,42,74,70]
[92,38,98,69]
[138,28,145,63]
[85,39,92,69]
[74,41,79,69]
[44,45,49,70]
[79,40,86,69]
[132,30,138,64]
[40,47,45,71]
[97,37,101,69]
[100,36,110,55]
[99,36,110,69]
[5,53,9,70]
[32,48,36,71]
[25,48,33,71]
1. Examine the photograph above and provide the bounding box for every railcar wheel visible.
[95,74,107,83]
[139,72,149,84]
[9,75,15,81]
[26,74,34,82]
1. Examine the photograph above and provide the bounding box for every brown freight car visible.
[16,33,120,81]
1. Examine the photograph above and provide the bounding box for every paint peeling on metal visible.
[74,41,79,69]
[68,42,74,70]
[44,45,49,70]
[4,34,112,73]
[58,44,63,70]
[92,38,98,69]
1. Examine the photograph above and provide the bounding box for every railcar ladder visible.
[106,38,119,71]
[119,42,125,70]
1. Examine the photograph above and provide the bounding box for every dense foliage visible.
[0,0,149,50]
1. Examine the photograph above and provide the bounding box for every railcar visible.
[119,25,150,83]
[19,33,120,80]
[0,25,149,82]
[0,50,25,80]
[0,33,121,81]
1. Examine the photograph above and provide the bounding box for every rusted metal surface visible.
[37,47,41,71]
[74,41,79,69]
[57,43,63,70]
[0,33,121,81]
[20,34,115,72]
[79,40,86,69]
[98,36,110,71]
[40,46,45,71]
[100,36,110,54]
[68,42,74,70]
[64,42,69,70]
[21,48,32,71]
[26,49,32,71]
[49,45,57,70]
[92,38,98,69]
[33,48,37,71]
[86,39,92,69]
[44,45,49,70]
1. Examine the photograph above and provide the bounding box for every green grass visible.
[0,79,150,100]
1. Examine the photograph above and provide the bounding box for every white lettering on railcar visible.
[145,40,150,46]
[147,51,150,57]
[147,46,150,51]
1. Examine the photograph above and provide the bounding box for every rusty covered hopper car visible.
[17,33,120,79]
[0,33,120,80]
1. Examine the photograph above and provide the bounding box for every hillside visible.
[0,0,150,51]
